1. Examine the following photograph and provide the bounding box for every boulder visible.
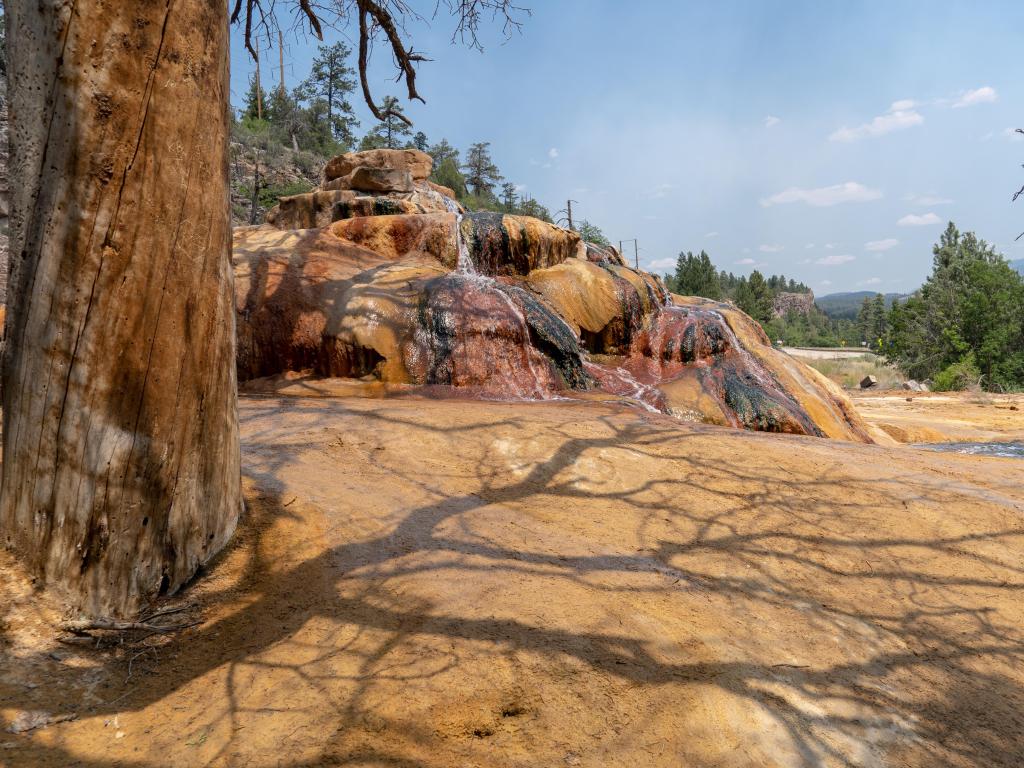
[860,375,878,389]
[465,212,581,276]
[324,148,432,183]
[902,379,930,392]
[348,167,414,193]
[426,180,457,199]
[265,190,355,230]
[329,213,459,269]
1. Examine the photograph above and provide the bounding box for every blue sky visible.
[230,1,1023,294]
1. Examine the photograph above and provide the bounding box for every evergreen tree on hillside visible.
[517,196,553,223]
[432,158,468,198]
[672,251,722,299]
[428,138,460,167]
[885,222,1024,389]
[413,131,429,151]
[360,96,411,150]
[738,270,773,323]
[500,182,518,212]
[576,220,610,246]
[462,142,503,197]
[242,76,268,121]
[300,42,358,148]
[265,88,305,150]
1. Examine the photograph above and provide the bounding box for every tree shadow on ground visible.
[2,396,1024,767]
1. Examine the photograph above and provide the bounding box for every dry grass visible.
[801,354,905,390]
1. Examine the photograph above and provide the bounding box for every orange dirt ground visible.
[851,390,1024,443]
[2,391,1023,766]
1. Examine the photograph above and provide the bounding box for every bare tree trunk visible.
[1,0,241,617]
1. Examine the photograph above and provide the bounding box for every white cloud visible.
[897,212,941,227]
[548,147,559,159]
[759,244,784,253]
[815,254,855,266]
[764,115,781,128]
[906,193,953,206]
[824,243,837,249]
[760,182,882,208]
[705,231,719,239]
[829,101,923,142]
[865,238,899,252]
[859,277,883,286]
[736,258,757,265]
[819,279,833,287]
[647,257,675,271]
[514,183,528,193]
[953,86,997,108]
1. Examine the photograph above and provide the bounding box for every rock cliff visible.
[234,149,874,442]
[771,290,815,319]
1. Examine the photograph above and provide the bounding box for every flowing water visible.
[916,442,1024,459]
[406,203,556,400]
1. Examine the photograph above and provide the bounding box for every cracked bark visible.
[1,1,242,616]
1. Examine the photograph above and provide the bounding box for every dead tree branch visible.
[235,0,527,124]
[60,618,201,635]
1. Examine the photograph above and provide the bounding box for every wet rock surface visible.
[235,149,874,441]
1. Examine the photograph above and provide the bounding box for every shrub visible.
[932,353,982,392]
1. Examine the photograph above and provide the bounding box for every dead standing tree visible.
[2,0,527,619]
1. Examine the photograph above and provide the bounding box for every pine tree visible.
[413,131,429,151]
[428,138,460,167]
[575,220,611,246]
[432,158,468,198]
[672,251,722,299]
[242,75,268,122]
[361,95,412,150]
[741,270,773,323]
[300,42,358,148]
[500,182,518,212]
[462,142,503,198]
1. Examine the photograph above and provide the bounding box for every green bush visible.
[931,353,982,392]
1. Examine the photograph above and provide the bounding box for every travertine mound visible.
[235,149,874,442]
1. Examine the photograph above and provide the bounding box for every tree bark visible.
[2,0,241,617]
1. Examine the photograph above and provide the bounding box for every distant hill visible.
[816,291,907,320]
[1011,258,1024,276]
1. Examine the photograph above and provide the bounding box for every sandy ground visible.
[851,390,1024,443]
[782,347,880,361]
[2,393,1024,767]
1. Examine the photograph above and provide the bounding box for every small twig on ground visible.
[140,603,196,621]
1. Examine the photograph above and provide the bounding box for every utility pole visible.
[620,238,638,269]
[566,199,574,231]
[278,30,286,97]
[254,38,263,120]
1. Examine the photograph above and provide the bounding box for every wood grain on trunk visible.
[1,0,241,616]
